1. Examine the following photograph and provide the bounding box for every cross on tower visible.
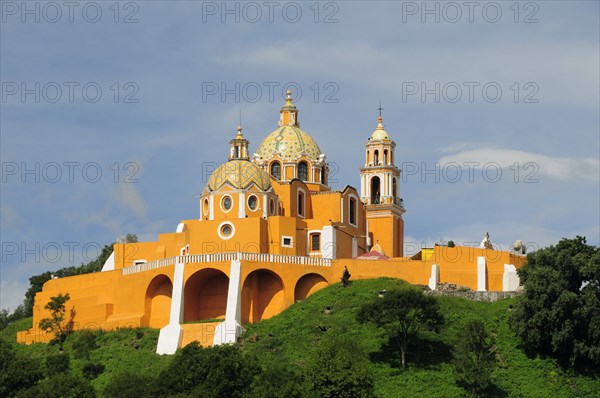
[377,101,384,117]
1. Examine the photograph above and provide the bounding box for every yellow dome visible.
[256,125,322,162]
[207,160,271,191]
[371,116,389,140]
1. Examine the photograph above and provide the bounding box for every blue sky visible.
[1,0,599,311]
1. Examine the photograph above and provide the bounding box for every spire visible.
[279,89,299,127]
[229,124,250,161]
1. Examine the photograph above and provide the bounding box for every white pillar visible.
[238,193,246,218]
[477,256,487,291]
[502,264,520,291]
[352,237,358,258]
[101,251,115,272]
[322,226,336,259]
[209,195,214,220]
[156,259,185,355]
[214,259,243,345]
[262,195,268,218]
[428,264,439,290]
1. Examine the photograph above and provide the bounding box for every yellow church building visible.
[18,91,525,353]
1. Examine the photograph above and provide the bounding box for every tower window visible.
[248,195,258,211]
[349,198,357,225]
[221,195,233,211]
[370,176,380,205]
[298,191,304,217]
[298,161,309,181]
[271,162,281,180]
[374,150,379,165]
[384,150,388,165]
[311,234,320,251]
[269,198,276,215]
[393,178,398,204]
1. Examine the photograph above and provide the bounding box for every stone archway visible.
[184,268,229,322]
[242,269,284,324]
[294,273,328,301]
[144,275,173,328]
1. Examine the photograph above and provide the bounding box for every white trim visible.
[101,251,115,272]
[352,236,358,258]
[321,226,336,259]
[221,194,233,213]
[238,193,246,218]
[477,256,487,291]
[262,195,268,218]
[202,198,209,217]
[281,235,294,248]
[218,221,236,240]
[428,264,439,290]
[214,259,243,345]
[209,195,214,220]
[176,222,186,233]
[156,260,184,355]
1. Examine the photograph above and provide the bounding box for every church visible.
[18,91,525,354]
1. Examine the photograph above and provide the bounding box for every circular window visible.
[248,195,258,211]
[221,195,233,212]
[202,198,209,216]
[222,224,232,236]
[218,222,235,240]
[269,198,276,215]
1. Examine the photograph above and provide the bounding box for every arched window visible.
[370,176,380,204]
[349,198,357,225]
[374,150,379,165]
[298,191,305,216]
[321,166,326,184]
[384,150,388,165]
[298,161,309,181]
[393,178,398,204]
[270,162,281,180]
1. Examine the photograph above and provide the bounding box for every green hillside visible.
[2,278,598,397]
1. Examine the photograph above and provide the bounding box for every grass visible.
[3,278,599,397]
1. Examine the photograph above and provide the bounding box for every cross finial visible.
[377,101,384,117]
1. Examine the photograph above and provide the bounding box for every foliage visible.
[82,362,105,380]
[0,306,28,331]
[15,373,96,398]
[248,356,306,398]
[0,338,43,398]
[452,320,496,396]
[72,330,98,359]
[103,371,154,398]
[510,236,600,370]
[45,352,70,376]
[156,342,257,397]
[447,240,456,248]
[306,336,376,398]
[39,293,73,347]
[357,286,444,369]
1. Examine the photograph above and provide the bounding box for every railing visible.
[122,252,331,275]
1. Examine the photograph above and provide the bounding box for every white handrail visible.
[122,252,331,275]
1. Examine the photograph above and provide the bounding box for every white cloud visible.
[0,279,28,312]
[109,183,148,220]
[438,146,599,182]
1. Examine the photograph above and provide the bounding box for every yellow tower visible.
[253,90,328,191]
[360,113,405,257]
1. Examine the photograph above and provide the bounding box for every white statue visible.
[480,232,493,250]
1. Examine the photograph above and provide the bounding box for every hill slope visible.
[2,278,598,397]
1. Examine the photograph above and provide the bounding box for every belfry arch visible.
[241,269,284,323]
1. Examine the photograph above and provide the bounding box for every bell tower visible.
[360,111,405,257]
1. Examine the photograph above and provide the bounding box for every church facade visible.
[18,92,525,353]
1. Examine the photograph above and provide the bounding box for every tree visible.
[452,320,496,396]
[0,339,42,397]
[15,373,96,398]
[39,293,73,347]
[45,352,70,376]
[510,236,600,370]
[447,240,456,248]
[71,330,98,359]
[156,342,256,397]
[103,371,154,398]
[357,287,444,369]
[306,337,375,398]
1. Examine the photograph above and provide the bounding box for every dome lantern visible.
[279,89,299,127]
[229,125,250,161]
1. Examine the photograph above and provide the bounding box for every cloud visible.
[0,279,28,312]
[438,146,599,182]
[109,183,148,220]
